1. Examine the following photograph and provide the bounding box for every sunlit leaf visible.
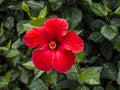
[22,61,35,70]
[114,7,120,14]
[38,6,47,18]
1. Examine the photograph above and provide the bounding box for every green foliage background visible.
[0,0,120,90]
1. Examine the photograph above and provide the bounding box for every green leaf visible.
[0,71,11,87]
[29,18,45,27]
[113,36,120,52]
[26,1,44,10]
[90,3,108,17]
[0,76,7,87]
[93,86,104,90]
[0,82,5,87]
[88,32,104,42]
[5,71,11,83]
[79,67,102,85]
[38,6,47,18]
[110,18,120,27]
[19,69,29,84]
[0,0,5,4]
[48,71,57,85]
[100,41,113,61]
[13,87,21,90]
[17,20,28,36]
[7,39,12,49]
[63,7,82,29]
[22,1,32,18]
[22,1,30,13]
[29,79,48,90]
[6,49,20,58]
[81,86,90,90]
[22,61,35,70]
[101,25,118,41]
[8,4,21,10]
[11,55,21,67]
[66,66,79,81]
[84,0,92,5]
[117,61,120,84]
[50,0,64,11]
[34,70,44,80]
[102,0,116,9]
[114,7,120,14]
[91,19,105,29]
[42,73,54,85]
[12,38,22,49]
[42,71,57,85]
[101,63,117,80]
[76,51,84,64]
[0,47,9,51]
[23,23,35,31]
[106,84,116,90]
[49,0,57,3]
[74,30,83,35]
[4,16,14,30]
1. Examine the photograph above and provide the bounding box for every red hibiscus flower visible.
[24,18,84,73]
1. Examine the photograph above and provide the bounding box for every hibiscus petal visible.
[44,18,68,40]
[24,27,48,48]
[32,47,53,71]
[53,49,75,73]
[61,31,84,53]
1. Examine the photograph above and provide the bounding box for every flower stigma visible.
[49,41,57,50]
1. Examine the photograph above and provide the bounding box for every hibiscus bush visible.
[0,0,120,90]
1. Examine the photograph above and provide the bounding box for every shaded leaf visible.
[29,79,48,90]
[23,23,35,31]
[6,49,20,58]
[90,3,108,17]
[63,7,82,29]
[50,0,64,11]
[12,38,22,49]
[100,41,113,61]
[117,61,120,84]
[101,63,117,80]
[49,0,57,3]
[110,18,120,27]
[26,1,44,10]
[106,84,116,90]
[17,20,28,36]
[101,25,118,41]
[113,35,120,52]
[19,69,29,84]
[34,70,44,80]
[88,32,104,42]
[79,67,102,85]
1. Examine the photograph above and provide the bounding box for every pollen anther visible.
[49,41,57,49]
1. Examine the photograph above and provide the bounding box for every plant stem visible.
[74,64,81,74]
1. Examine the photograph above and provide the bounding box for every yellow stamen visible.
[49,41,57,49]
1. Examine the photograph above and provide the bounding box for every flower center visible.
[49,41,57,50]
